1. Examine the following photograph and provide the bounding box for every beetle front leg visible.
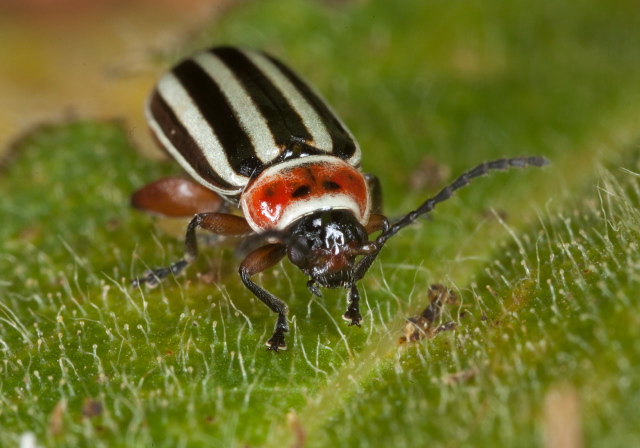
[238,243,289,351]
[364,213,389,235]
[133,212,252,287]
[343,283,363,327]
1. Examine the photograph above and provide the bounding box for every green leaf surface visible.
[2,0,640,446]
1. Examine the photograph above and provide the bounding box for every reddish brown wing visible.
[131,177,225,217]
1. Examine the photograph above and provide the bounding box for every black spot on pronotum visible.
[303,167,317,183]
[322,180,341,191]
[292,185,311,198]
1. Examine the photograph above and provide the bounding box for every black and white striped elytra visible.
[146,46,361,198]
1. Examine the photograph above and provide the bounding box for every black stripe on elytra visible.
[173,59,263,178]
[149,90,236,192]
[264,54,358,161]
[212,47,314,150]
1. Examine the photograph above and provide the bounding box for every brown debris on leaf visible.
[442,368,478,385]
[49,399,67,436]
[399,284,459,344]
[287,412,307,448]
[81,398,103,418]
[544,384,583,448]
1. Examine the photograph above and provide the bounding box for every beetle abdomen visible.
[146,46,361,199]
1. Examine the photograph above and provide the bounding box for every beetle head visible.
[285,210,377,288]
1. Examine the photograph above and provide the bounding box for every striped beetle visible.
[132,46,548,351]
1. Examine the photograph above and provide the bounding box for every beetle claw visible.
[266,330,287,352]
[307,280,323,298]
[343,309,363,327]
[132,269,164,289]
[131,260,189,289]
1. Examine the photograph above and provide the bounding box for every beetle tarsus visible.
[266,328,288,352]
[343,284,363,327]
[307,280,323,298]
[132,259,189,288]
[267,311,290,352]
[343,308,363,327]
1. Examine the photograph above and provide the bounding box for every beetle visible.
[131,46,548,351]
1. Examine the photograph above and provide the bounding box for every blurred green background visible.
[1,0,640,446]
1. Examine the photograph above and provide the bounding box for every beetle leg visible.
[343,283,363,326]
[133,212,253,287]
[238,243,289,352]
[307,280,323,298]
[364,213,389,235]
[364,173,383,214]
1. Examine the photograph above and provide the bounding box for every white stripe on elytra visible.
[242,49,334,154]
[193,52,279,163]
[145,98,240,195]
[153,72,247,192]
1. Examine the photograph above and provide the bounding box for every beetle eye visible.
[287,238,311,267]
